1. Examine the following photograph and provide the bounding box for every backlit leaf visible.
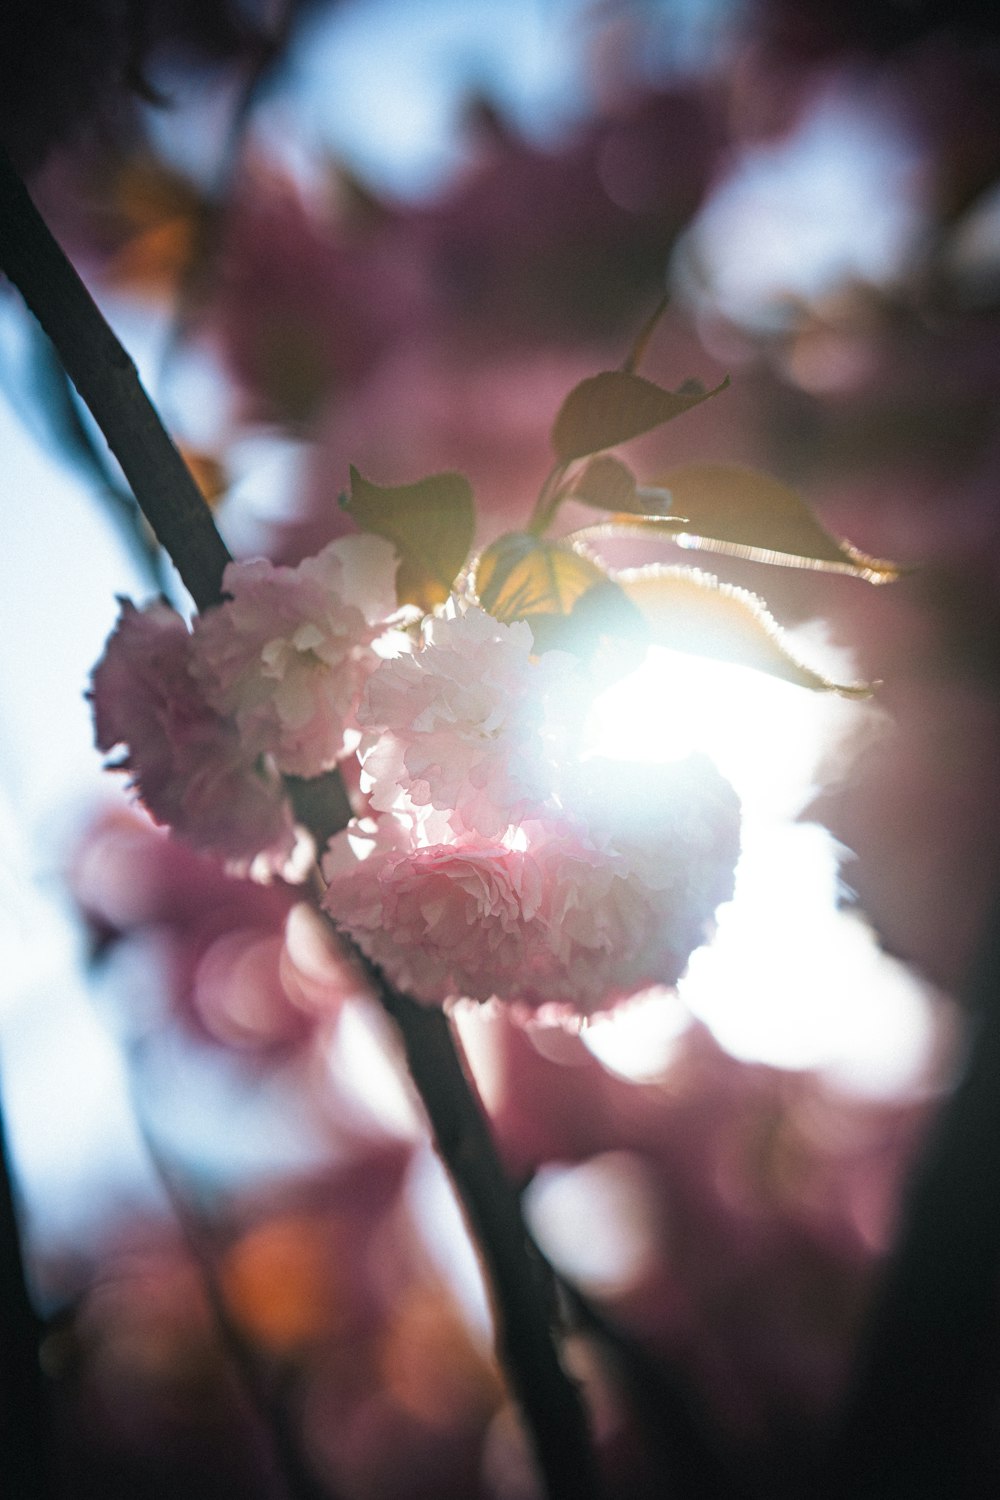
[551,370,730,462]
[475,532,607,624]
[654,463,902,582]
[475,534,644,665]
[345,466,475,610]
[569,455,639,512]
[525,579,647,668]
[568,456,679,520]
[617,565,871,695]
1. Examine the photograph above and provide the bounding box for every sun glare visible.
[583,644,941,1092]
[584,641,850,820]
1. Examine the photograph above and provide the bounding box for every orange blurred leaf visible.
[179,447,228,509]
[104,159,208,295]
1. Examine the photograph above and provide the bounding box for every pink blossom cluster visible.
[321,605,741,1018]
[356,605,579,837]
[191,534,403,778]
[90,597,296,868]
[90,535,402,867]
[93,573,740,1018]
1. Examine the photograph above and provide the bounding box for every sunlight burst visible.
[583,645,941,1091]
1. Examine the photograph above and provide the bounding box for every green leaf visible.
[475,532,607,623]
[569,455,639,512]
[551,370,730,463]
[653,463,903,582]
[475,533,643,667]
[567,457,693,567]
[345,466,475,609]
[616,564,872,695]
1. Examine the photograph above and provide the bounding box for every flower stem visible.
[527,460,571,536]
[0,145,601,1500]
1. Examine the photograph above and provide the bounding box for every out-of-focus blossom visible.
[56,1144,424,1496]
[486,1008,936,1471]
[358,605,581,839]
[201,82,723,438]
[69,805,360,1048]
[211,162,428,427]
[322,817,543,1006]
[191,535,402,778]
[414,87,724,352]
[748,0,999,68]
[90,598,295,867]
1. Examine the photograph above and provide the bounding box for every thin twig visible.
[135,1108,338,1500]
[552,1266,746,1500]
[621,292,670,375]
[0,144,602,1500]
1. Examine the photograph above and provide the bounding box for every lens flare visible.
[583,645,941,1092]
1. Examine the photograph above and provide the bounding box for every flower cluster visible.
[90,535,402,867]
[357,605,578,837]
[192,534,403,778]
[321,604,741,1019]
[90,597,296,867]
[92,560,741,1020]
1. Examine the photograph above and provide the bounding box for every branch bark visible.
[373,976,600,1500]
[0,143,600,1500]
[826,896,1000,1499]
[0,1077,53,1500]
[0,145,231,612]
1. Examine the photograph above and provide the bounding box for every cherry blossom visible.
[357,603,583,838]
[530,755,743,1014]
[90,598,295,866]
[321,815,543,1004]
[321,751,740,1018]
[191,534,403,778]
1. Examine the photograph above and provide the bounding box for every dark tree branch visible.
[827,897,1000,1499]
[372,975,601,1500]
[0,1076,54,1500]
[0,143,231,612]
[0,144,601,1500]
